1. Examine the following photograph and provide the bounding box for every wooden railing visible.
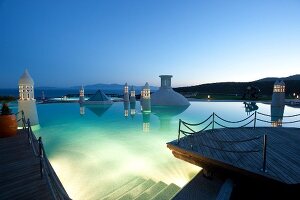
[17,112,71,200]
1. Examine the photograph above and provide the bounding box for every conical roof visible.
[144,82,150,89]
[19,69,34,85]
[88,90,110,101]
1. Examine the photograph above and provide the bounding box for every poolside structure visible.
[124,83,129,102]
[81,89,113,105]
[167,111,300,198]
[141,82,151,112]
[79,85,85,103]
[271,80,285,107]
[18,69,39,126]
[151,75,190,106]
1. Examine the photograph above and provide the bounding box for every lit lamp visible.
[208,95,211,99]
[297,95,299,99]
[79,85,85,104]
[124,83,129,102]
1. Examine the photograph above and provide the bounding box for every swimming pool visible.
[11,101,300,199]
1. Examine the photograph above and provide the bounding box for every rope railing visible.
[214,112,255,124]
[257,112,300,118]
[178,110,300,143]
[175,110,300,172]
[17,111,71,200]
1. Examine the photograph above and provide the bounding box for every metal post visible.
[254,111,257,129]
[39,137,43,178]
[27,119,31,142]
[177,119,181,144]
[212,113,215,130]
[262,134,267,172]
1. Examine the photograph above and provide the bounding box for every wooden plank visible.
[168,127,300,185]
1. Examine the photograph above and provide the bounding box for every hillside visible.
[175,75,300,96]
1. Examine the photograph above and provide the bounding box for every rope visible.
[180,121,213,135]
[214,112,254,124]
[257,112,300,118]
[181,114,213,126]
[257,118,300,124]
[182,123,196,133]
[214,119,254,129]
[199,121,213,132]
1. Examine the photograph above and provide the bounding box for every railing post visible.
[254,111,257,129]
[262,134,267,172]
[177,119,182,144]
[39,137,43,179]
[27,119,31,142]
[212,113,215,130]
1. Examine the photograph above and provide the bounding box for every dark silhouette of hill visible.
[175,75,300,96]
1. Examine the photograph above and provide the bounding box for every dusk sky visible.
[0,0,299,88]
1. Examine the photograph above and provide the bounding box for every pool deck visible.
[0,130,67,199]
[167,127,300,185]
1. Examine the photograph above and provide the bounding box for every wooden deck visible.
[0,130,53,200]
[167,127,300,185]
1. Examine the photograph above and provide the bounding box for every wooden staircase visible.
[101,177,181,200]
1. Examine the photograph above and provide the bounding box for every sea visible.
[0,88,125,98]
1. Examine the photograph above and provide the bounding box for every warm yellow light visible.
[208,95,210,99]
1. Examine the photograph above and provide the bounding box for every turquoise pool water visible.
[10,101,300,199]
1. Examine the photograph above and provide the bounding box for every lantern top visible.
[19,69,34,85]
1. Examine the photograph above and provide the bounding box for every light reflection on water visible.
[20,101,300,199]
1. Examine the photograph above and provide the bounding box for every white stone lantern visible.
[18,69,39,126]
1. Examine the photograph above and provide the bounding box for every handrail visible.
[18,111,71,200]
[178,110,300,143]
[214,112,255,124]
[257,112,300,118]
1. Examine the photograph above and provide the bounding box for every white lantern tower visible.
[141,82,151,112]
[79,85,85,103]
[271,80,285,107]
[18,69,39,126]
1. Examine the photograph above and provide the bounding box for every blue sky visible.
[0,0,299,88]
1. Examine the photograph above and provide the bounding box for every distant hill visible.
[70,83,158,91]
[175,75,300,96]
[256,74,300,82]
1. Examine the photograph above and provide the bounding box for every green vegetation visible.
[0,96,16,103]
[1,103,12,115]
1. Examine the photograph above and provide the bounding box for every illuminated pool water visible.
[11,101,300,199]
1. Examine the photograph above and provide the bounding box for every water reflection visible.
[244,102,258,115]
[142,112,151,132]
[130,102,136,118]
[80,105,85,116]
[271,105,285,127]
[124,102,129,118]
[152,105,189,130]
[80,104,112,117]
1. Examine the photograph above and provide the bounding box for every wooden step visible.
[118,179,156,200]
[101,177,146,200]
[151,183,181,200]
[135,181,168,200]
